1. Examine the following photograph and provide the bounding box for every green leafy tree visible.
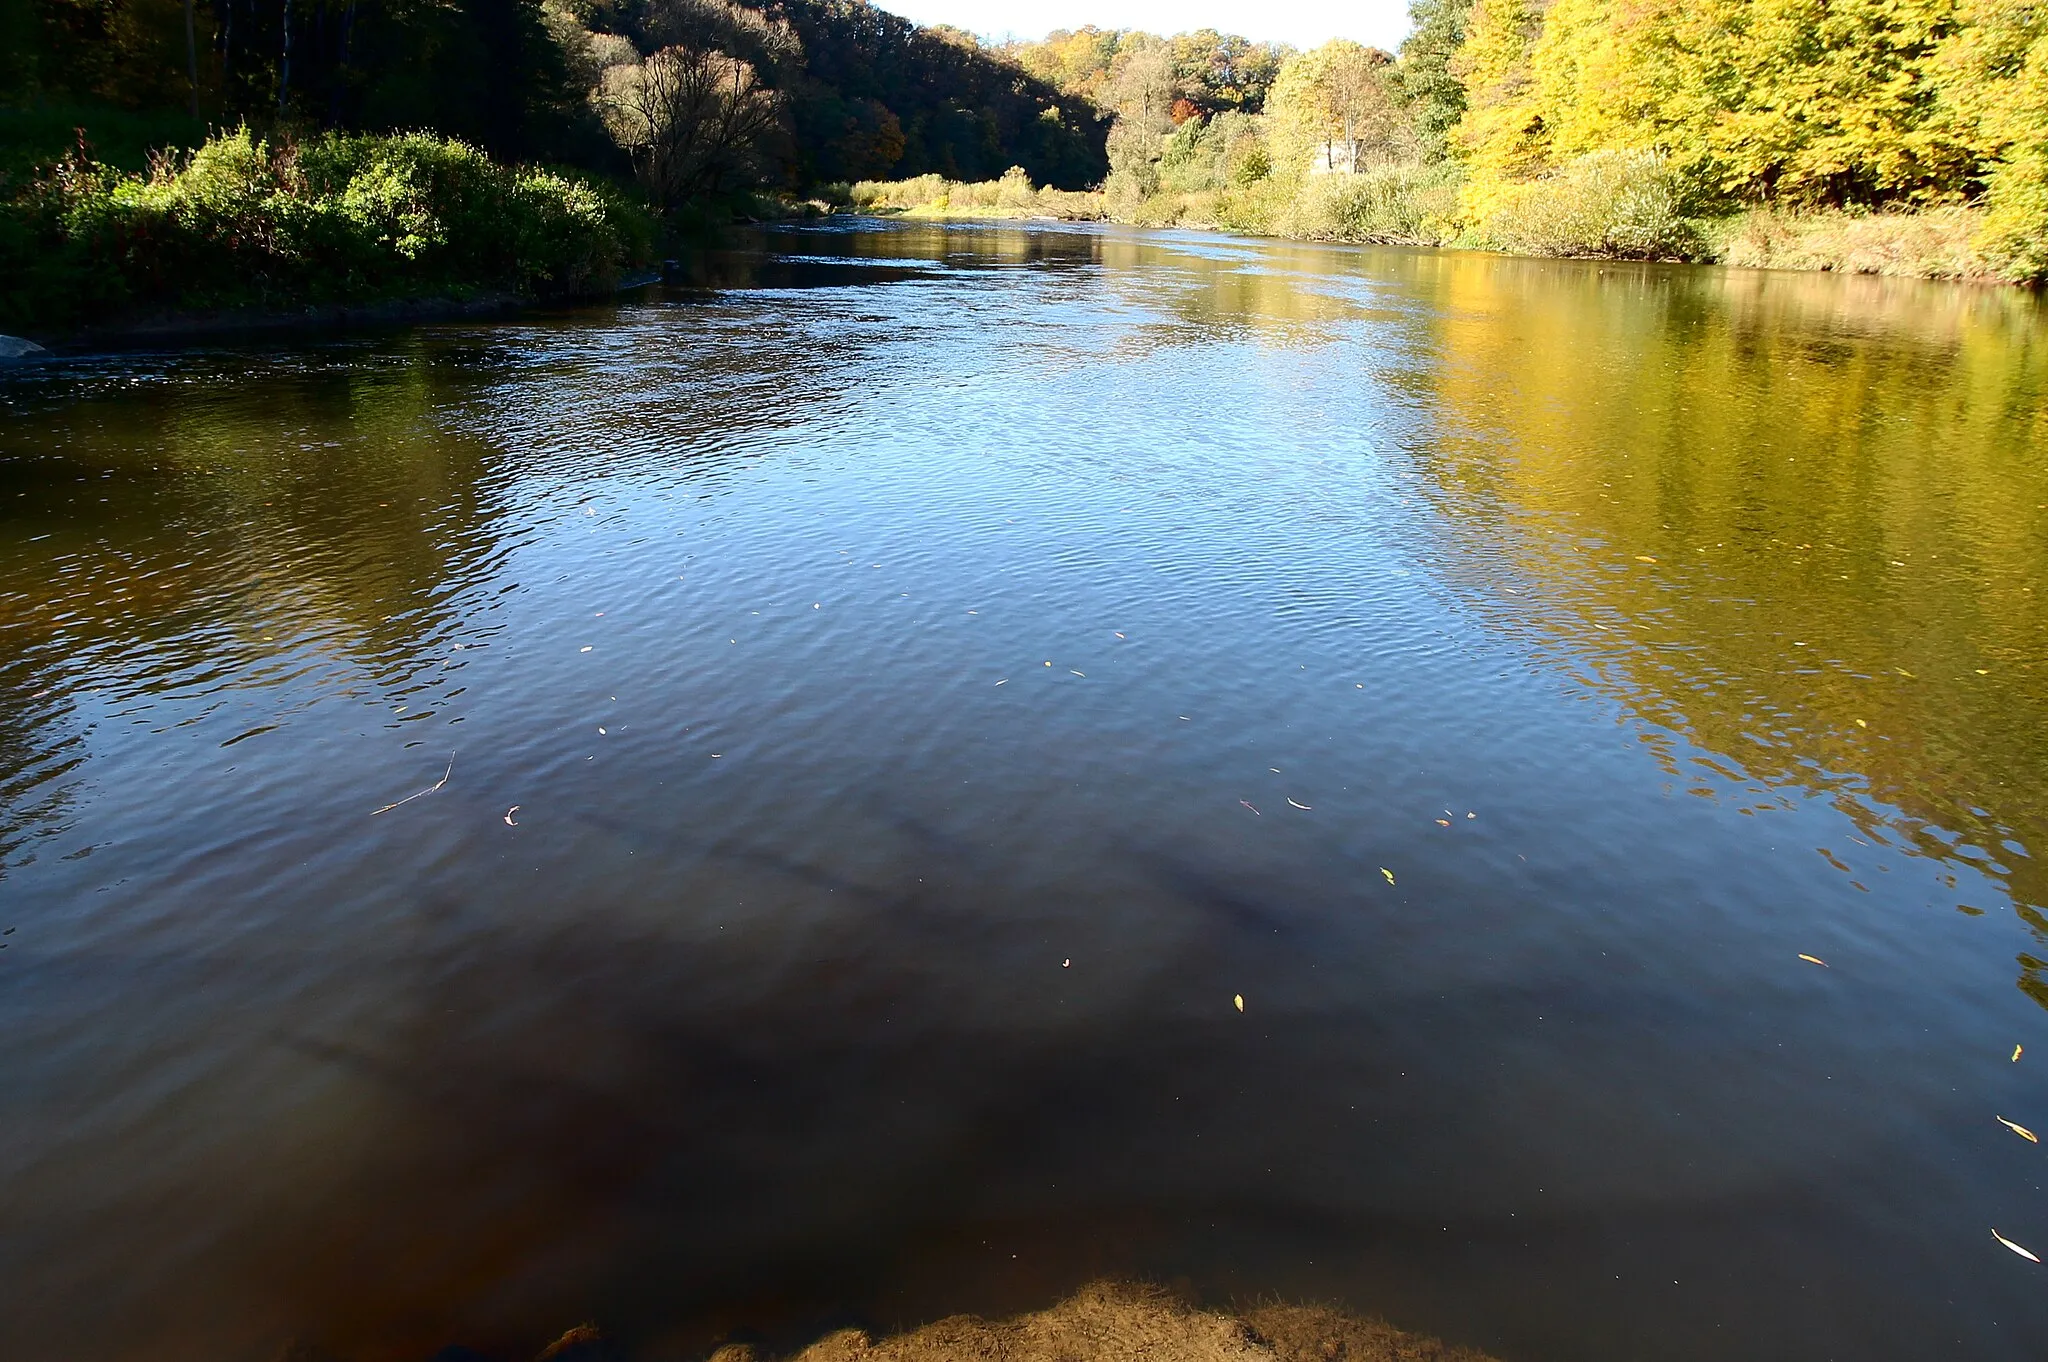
[1399,0,1473,161]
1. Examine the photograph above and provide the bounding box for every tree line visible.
[0,0,1109,191]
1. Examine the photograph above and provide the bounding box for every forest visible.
[0,0,1105,328]
[3,0,2046,333]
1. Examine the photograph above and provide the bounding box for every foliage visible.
[11,0,602,163]
[1932,0,2048,280]
[758,0,1106,188]
[845,166,1103,218]
[2,0,1105,202]
[591,0,789,206]
[1399,0,1474,161]
[0,126,654,330]
[1279,160,1462,243]
[1266,40,1412,176]
[1001,26,1288,117]
[1469,149,1705,258]
[1436,0,2048,278]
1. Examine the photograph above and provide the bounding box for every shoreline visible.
[848,189,2041,287]
[508,1281,1502,1362]
[5,273,663,358]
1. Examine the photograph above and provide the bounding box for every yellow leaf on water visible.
[1635,555,1657,563]
[1994,1229,2041,1262]
[1798,954,1829,968]
[1380,868,1395,885]
[2015,1045,2025,1063]
[1998,1116,2039,1143]
[1233,994,1244,1013]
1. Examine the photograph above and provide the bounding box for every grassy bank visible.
[0,128,656,337]
[842,157,2038,284]
[845,169,1107,221]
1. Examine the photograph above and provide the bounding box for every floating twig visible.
[371,754,453,816]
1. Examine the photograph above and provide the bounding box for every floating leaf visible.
[1380,868,1396,885]
[1798,954,1829,968]
[1240,800,1261,816]
[2015,1045,2025,1063]
[1233,994,1244,1013]
[1994,1229,2040,1262]
[1998,1116,2039,1143]
[503,806,520,826]
[1436,819,1451,827]
[1287,798,1312,810]
[1635,555,1657,563]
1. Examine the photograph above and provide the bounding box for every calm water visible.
[4,222,2048,1362]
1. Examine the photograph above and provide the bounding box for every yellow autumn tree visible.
[1266,41,1411,177]
[1454,0,1975,210]
[1932,0,2048,277]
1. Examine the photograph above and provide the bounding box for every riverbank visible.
[0,128,657,342]
[519,1282,1499,1362]
[844,168,2032,285]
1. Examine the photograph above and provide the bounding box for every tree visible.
[1452,0,1973,208]
[1400,0,1474,160]
[1932,0,2048,276]
[1100,35,1175,198]
[599,42,781,204]
[1268,41,1411,175]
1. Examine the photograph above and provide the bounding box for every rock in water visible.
[0,335,49,362]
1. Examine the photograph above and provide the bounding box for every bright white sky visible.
[875,0,1415,54]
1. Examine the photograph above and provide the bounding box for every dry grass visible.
[1716,205,2002,280]
[709,1280,1499,1362]
[846,171,1105,221]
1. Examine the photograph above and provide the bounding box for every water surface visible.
[4,222,2048,1361]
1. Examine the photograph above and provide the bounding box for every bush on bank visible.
[0,128,657,333]
[846,167,1105,219]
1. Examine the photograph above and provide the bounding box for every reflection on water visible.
[2,222,2046,1362]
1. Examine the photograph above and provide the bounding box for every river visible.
[3,221,2047,1361]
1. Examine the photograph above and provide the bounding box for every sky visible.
[874,0,1416,54]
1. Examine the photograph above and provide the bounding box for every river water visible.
[4,222,2047,1361]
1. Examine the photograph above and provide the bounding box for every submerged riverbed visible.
[3,221,2047,1361]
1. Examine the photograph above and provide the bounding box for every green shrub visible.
[1282,163,1464,245]
[1473,150,1706,260]
[0,127,655,332]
